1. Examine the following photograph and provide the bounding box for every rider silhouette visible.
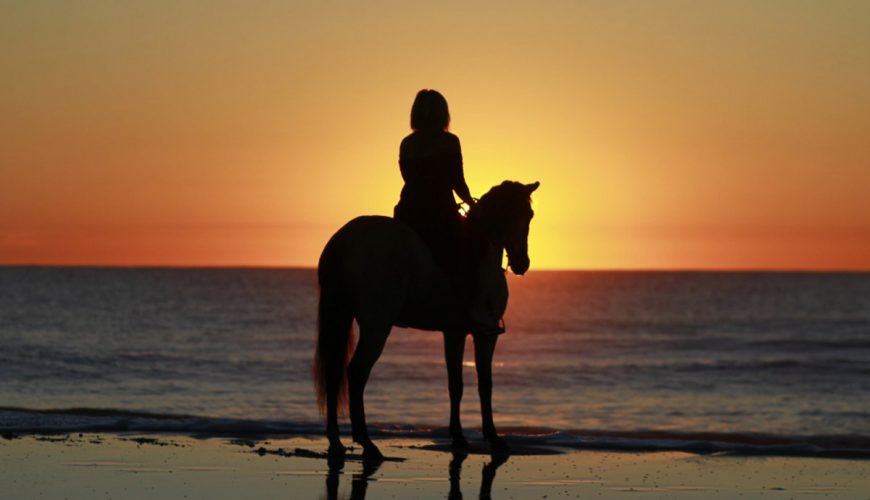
[394,89,474,271]
[394,89,504,335]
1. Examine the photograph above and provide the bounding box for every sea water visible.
[1,267,868,453]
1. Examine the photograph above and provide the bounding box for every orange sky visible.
[2,1,869,269]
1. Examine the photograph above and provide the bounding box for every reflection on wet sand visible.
[325,449,510,500]
[450,450,510,500]
[323,451,379,500]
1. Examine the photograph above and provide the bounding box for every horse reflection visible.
[324,452,509,500]
[323,454,380,500]
[479,453,509,499]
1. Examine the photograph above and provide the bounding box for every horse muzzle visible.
[509,256,530,275]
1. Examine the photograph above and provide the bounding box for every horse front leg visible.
[443,331,467,449]
[472,334,506,450]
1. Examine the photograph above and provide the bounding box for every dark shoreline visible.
[2,406,869,460]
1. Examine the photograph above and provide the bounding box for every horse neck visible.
[464,210,501,270]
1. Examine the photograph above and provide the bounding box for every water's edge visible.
[2,407,867,459]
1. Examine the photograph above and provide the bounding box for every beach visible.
[2,433,868,499]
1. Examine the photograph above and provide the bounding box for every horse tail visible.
[313,240,355,416]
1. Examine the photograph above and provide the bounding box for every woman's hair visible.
[410,89,450,131]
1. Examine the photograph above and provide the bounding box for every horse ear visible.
[526,181,540,193]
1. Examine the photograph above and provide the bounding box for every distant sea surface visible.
[1,268,868,454]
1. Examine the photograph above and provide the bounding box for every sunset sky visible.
[2,1,869,269]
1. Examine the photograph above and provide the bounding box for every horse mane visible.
[467,181,531,230]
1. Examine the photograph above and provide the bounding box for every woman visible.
[394,90,504,335]
[394,89,475,270]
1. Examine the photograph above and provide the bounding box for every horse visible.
[314,180,539,460]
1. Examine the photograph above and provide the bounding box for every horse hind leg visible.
[443,331,468,449]
[347,320,390,461]
[315,283,354,455]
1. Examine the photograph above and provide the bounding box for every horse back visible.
[319,216,455,329]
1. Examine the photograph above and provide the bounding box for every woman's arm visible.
[451,136,474,205]
[454,166,474,205]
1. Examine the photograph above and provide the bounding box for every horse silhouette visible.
[315,180,539,460]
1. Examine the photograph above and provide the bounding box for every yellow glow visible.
[2,2,869,269]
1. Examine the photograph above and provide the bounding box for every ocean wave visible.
[0,406,323,436]
[2,406,868,459]
[747,338,870,350]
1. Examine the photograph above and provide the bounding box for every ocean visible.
[1,267,868,455]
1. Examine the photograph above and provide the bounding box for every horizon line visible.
[2,264,869,273]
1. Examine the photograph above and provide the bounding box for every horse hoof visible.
[328,441,346,456]
[362,443,385,462]
[487,435,509,454]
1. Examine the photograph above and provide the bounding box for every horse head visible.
[469,180,539,275]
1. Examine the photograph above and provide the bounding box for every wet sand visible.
[1,433,868,499]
